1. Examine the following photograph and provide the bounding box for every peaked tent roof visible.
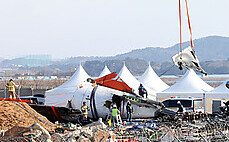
[99,65,111,77]
[118,64,157,100]
[53,64,90,89]
[157,69,213,98]
[210,80,229,93]
[118,64,141,92]
[138,64,169,92]
[45,64,91,106]
[207,80,229,98]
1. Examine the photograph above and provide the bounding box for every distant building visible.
[22,54,52,67]
[2,54,52,67]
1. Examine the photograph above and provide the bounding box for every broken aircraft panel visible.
[172,46,207,75]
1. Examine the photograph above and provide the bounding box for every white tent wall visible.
[157,69,213,101]
[205,80,229,114]
[45,82,93,107]
[146,89,157,100]
[205,95,229,114]
[44,92,74,106]
[45,64,91,107]
[118,64,157,100]
[138,64,169,92]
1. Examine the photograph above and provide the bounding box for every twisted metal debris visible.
[1,114,229,142]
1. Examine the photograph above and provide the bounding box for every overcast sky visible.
[0,0,229,59]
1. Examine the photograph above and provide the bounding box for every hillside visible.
[50,36,229,65]
[1,36,229,76]
[112,36,229,63]
[2,36,229,67]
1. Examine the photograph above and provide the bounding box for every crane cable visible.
[185,0,194,49]
[179,0,182,53]
[179,0,195,52]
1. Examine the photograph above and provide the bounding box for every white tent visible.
[45,64,92,106]
[118,64,157,100]
[98,65,111,77]
[44,64,160,118]
[207,80,229,98]
[203,80,229,113]
[157,69,213,100]
[138,64,169,92]
[118,64,140,92]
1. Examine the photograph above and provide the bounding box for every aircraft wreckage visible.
[41,71,165,122]
[173,0,207,75]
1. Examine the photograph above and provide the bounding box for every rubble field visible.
[0,101,229,141]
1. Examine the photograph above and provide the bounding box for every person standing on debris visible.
[5,79,19,99]
[112,104,120,127]
[81,102,89,121]
[126,101,133,122]
[138,83,148,98]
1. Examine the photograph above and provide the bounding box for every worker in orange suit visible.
[5,79,19,99]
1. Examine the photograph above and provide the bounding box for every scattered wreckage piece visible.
[172,46,207,75]
[93,129,109,142]
[3,126,31,138]
[30,104,82,123]
[0,123,52,142]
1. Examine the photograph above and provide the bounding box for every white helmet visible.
[113,104,117,108]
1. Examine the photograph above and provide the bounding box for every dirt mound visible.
[0,101,56,131]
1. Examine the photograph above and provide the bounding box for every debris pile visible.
[0,101,55,131]
[50,119,110,142]
[0,101,229,142]
[0,115,229,141]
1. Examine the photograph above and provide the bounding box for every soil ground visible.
[0,101,56,131]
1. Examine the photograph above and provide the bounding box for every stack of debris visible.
[49,119,110,142]
[0,101,56,131]
[1,100,229,141]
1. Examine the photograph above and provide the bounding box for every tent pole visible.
[203,93,206,113]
